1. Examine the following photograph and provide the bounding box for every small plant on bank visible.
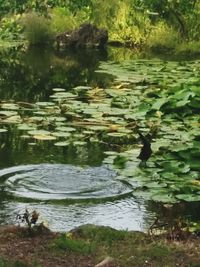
[16,209,49,236]
[17,209,39,229]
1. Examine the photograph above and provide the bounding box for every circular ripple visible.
[0,164,132,201]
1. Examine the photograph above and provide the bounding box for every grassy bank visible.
[0,224,199,267]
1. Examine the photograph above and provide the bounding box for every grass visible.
[53,233,95,255]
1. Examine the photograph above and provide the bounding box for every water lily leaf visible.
[107,132,127,137]
[17,124,36,131]
[73,141,87,146]
[74,86,92,91]
[0,128,8,133]
[52,88,66,92]
[143,181,167,189]
[35,102,55,107]
[190,86,200,97]
[29,116,44,122]
[0,110,18,116]
[151,98,168,110]
[28,130,51,136]
[104,151,119,156]
[20,135,31,139]
[55,126,76,132]
[33,111,48,115]
[50,92,77,99]
[176,194,200,202]
[89,125,109,131]
[113,155,127,169]
[33,135,57,141]
[54,141,70,146]
[151,193,177,203]
[52,132,71,138]
[1,103,19,110]
[3,115,22,123]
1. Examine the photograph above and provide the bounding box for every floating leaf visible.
[54,141,70,146]
[33,135,57,141]
[176,194,200,202]
[0,128,8,133]
[28,130,51,136]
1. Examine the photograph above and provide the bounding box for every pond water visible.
[0,46,199,232]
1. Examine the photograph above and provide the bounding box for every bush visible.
[22,12,53,45]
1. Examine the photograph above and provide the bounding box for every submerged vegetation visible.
[0,0,199,53]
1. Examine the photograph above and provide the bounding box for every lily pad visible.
[33,135,57,141]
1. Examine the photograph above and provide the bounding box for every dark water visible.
[0,46,198,232]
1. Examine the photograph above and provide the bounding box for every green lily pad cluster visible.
[0,59,200,203]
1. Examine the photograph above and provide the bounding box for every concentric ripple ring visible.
[0,164,132,201]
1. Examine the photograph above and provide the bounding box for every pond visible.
[0,46,199,232]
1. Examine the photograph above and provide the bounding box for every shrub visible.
[22,12,53,45]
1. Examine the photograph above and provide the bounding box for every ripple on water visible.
[0,164,132,201]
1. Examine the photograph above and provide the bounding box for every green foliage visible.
[22,12,53,45]
[50,6,90,33]
[0,15,23,40]
[135,0,200,41]
[176,41,200,55]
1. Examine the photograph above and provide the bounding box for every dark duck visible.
[137,131,152,164]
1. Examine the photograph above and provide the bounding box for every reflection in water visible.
[0,47,111,102]
[0,130,106,168]
[0,198,151,232]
